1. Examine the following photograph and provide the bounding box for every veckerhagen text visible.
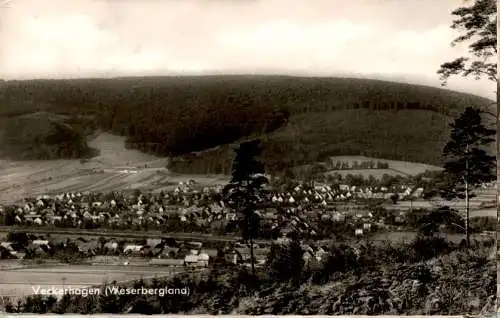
[31,285,190,297]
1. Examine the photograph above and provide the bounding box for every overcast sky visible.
[0,0,496,99]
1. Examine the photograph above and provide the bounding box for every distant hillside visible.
[0,111,99,160]
[168,108,494,175]
[0,75,494,172]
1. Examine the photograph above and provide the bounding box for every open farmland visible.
[0,264,186,301]
[383,186,497,217]
[0,133,227,204]
[371,231,492,243]
[326,169,409,178]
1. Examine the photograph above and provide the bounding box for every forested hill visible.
[0,75,494,172]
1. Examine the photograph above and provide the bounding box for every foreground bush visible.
[469,216,496,233]
[4,237,495,315]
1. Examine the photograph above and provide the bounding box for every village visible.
[0,168,496,270]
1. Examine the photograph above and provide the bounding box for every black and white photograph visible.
[0,0,497,315]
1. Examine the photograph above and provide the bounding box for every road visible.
[0,226,269,244]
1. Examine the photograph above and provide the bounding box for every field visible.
[382,185,496,218]
[326,155,442,176]
[0,264,186,300]
[326,169,410,178]
[0,133,228,204]
[371,231,492,243]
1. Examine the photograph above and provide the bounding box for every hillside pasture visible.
[326,155,443,176]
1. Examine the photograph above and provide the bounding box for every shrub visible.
[469,216,496,233]
[362,240,415,264]
[416,206,464,236]
[410,234,455,261]
[312,244,360,284]
[390,193,399,204]
[267,239,305,285]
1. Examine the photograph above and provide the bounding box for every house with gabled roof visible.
[147,239,162,249]
[123,244,144,255]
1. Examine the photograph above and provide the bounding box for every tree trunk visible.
[465,143,469,247]
[250,235,255,277]
[465,179,469,247]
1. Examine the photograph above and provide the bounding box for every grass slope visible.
[0,112,98,161]
[327,156,443,176]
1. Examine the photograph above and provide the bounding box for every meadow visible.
[326,155,443,176]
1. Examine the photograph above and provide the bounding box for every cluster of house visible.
[0,180,430,238]
[0,232,285,269]
[249,182,424,237]
[0,182,229,229]
[270,182,424,205]
[0,232,359,270]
